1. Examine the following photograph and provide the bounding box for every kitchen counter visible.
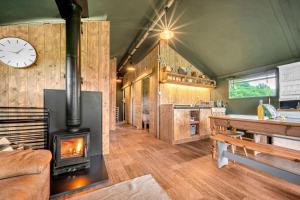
[159,104,212,144]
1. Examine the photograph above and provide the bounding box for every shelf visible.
[160,71,216,88]
[161,80,215,88]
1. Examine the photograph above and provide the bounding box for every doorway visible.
[142,77,150,130]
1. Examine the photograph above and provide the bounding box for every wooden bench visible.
[211,134,300,185]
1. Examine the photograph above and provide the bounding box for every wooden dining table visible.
[209,115,300,158]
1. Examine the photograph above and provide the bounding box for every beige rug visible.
[71,174,171,200]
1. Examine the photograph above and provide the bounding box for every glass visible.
[229,71,277,99]
[61,137,84,159]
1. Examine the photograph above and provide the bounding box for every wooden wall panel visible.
[0,26,9,106]
[98,22,110,154]
[149,46,159,135]
[86,22,99,91]
[159,40,201,74]
[0,21,110,154]
[44,24,61,90]
[59,24,66,89]
[8,25,29,107]
[159,41,211,105]
[81,22,88,91]
[110,58,117,131]
[160,84,211,105]
[27,24,45,107]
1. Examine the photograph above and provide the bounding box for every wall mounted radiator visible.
[0,107,49,150]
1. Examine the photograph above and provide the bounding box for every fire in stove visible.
[61,137,84,159]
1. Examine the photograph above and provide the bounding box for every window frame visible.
[228,70,277,99]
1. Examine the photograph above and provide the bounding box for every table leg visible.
[211,125,216,159]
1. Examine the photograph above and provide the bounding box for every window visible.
[229,70,277,99]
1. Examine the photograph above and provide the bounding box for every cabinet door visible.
[173,109,190,141]
[200,109,212,136]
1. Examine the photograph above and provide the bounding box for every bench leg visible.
[239,136,248,157]
[230,145,236,164]
[217,141,229,168]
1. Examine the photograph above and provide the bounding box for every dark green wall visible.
[167,0,300,78]
[212,79,279,115]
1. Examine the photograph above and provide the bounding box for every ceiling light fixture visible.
[126,66,136,72]
[126,63,136,71]
[160,28,174,40]
[116,78,122,83]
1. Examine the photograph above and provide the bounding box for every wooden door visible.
[173,109,190,141]
[200,109,212,136]
[124,86,132,124]
[132,80,142,129]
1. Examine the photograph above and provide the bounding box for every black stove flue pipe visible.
[65,3,82,131]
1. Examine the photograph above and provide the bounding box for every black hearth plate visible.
[50,155,109,199]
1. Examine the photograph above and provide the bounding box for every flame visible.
[76,140,82,154]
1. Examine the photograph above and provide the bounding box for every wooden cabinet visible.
[159,104,211,144]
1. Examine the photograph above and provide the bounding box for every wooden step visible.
[211,134,300,162]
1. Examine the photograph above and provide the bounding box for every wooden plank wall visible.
[0,21,110,154]
[132,80,142,129]
[159,40,201,75]
[124,86,132,124]
[160,84,211,104]
[110,58,117,131]
[148,46,159,135]
[159,41,211,104]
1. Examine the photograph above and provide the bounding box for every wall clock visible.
[0,37,37,68]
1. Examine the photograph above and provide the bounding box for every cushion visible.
[0,149,52,180]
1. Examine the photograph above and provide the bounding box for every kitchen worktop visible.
[171,104,212,109]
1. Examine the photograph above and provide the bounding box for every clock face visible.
[0,37,37,68]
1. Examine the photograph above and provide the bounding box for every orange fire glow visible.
[61,137,84,159]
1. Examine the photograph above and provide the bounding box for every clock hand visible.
[15,48,24,54]
[7,50,18,54]
[6,48,24,54]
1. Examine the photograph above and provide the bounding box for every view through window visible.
[229,71,277,99]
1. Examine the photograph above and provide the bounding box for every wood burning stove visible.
[51,1,90,175]
[52,129,90,175]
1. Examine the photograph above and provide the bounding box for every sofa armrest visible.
[0,149,52,180]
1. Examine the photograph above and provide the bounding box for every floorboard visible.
[66,125,300,200]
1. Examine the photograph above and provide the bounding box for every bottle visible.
[257,100,264,120]
[297,102,300,110]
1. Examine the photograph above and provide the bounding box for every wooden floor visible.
[68,125,300,200]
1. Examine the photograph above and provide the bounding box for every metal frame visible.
[0,107,49,149]
[217,141,300,185]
